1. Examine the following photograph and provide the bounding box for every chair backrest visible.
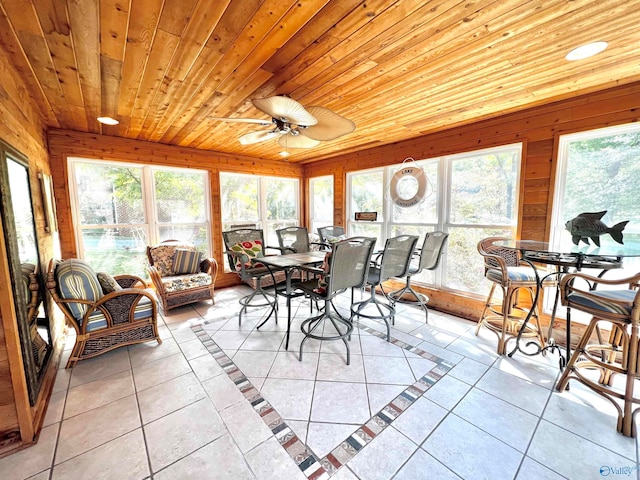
[147,240,198,276]
[46,258,103,322]
[222,228,266,272]
[477,237,520,269]
[327,237,377,294]
[276,226,309,253]
[379,235,419,281]
[317,226,345,242]
[418,231,449,271]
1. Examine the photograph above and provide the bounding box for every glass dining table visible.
[496,239,640,368]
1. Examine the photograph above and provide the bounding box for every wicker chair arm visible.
[560,271,640,307]
[114,274,147,289]
[482,252,510,277]
[146,265,166,295]
[200,257,219,278]
[84,288,157,332]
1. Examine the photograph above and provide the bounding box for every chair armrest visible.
[200,257,218,279]
[482,252,510,277]
[114,274,147,289]
[561,271,640,291]
[146,265,166,295]
[87,288,157,331]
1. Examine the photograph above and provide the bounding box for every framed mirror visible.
[0,140,52,405]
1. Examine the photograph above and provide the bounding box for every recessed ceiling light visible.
[565,41,608,61]
[97,116,119,125]
[279,151,290,157]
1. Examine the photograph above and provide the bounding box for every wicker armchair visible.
[146,240,218,312]
[46,258,161,368]
[22,263,49,372]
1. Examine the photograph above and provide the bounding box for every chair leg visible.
[556,309,599,392]
[476,283,497,336]
[385,276,429,323]
[352,286,394,342]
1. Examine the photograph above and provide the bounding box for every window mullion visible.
[142,166,156,245]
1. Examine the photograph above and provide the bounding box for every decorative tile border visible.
[192,320,454,478]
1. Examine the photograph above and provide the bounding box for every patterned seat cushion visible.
[85,295,155,332]
[567,289,636,316]
[56,259,103,321]
[149,242,195,276]
[161,272,212,293]
[486,266,537,283]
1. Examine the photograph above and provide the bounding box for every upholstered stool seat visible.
[556,271,640,437]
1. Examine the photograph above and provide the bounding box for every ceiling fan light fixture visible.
[565,41,608,61]
[279,150,290,157]
[97,116,119,125]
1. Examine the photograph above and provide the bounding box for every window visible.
[220,172,299,252]
[346,144,522,296]
[309,175,334,236]
[68,159,210,277]
[551,123,640,281]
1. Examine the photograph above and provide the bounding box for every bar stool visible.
[556,271,640,437]
[476,237,546,355]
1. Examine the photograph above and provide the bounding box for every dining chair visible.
[317,226,346,244]
[352,235,419,341]
[556,271,640,437]
[295,237,377,364]
[385,231,448,322]
[276,226,325,253]
[476,237,546,355]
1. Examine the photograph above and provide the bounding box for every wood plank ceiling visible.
[1,0,639,163]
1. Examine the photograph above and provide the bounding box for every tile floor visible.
[1,285,638,480]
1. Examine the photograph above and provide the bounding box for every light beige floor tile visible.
[178,338,210,360]
[55,394,140,464]
[246,376,266,390]
[416,341,464,365]
[64,369,134,418]
[447,357,491,385]
[348,425,418,480]
[543,388,636,461]
[188,352,224,382]
[52,429,148,480]
[268,351,319,380]
[232,350,278,377]
[287,420,309,443]
[423,414,522,480]
[286,332,323,353]
[395,449,461,480]
[244,436,306,480]
[453,388,538,452]
[69,348,131,387]
[154,434,254,480]
[359,335,408,357]
[446,337,500,365]
[238,330,285,351]
[410,323,458,348]
[516,457,566,480]
[220,399,273,453]
[406,356,438,380]
[316,353,365,382]
[310,381,370,424]
[138,372,206,424]
[25,470,50,480]
[493,354,560,390]
[528,420,633,479]
[427,314,475,335]
[128,337,181,367]
[132,352,191,392]
[51,368,71,393]
[367,384,408,417]
[393,397,448,444]
[329,467,360,480]
[169,324,198,343]
[202,371,246,410]
[424,375,471,411]
[145,398,226,473]
[306,422,359,458]
[363,355,416,385]
[211,330,253,350]
[0,423,58,480]
[476,368,551,416]
[261,378,315,421]
[42,390,66,427]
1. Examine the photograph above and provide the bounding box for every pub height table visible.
[496,240,640,369]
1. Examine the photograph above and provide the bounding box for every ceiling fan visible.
[210,96,355,148]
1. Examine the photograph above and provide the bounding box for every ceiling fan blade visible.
[279,133,321,149]
[238,130,281,145]
[303,106,356,141]
[210,117,272,126]
[252,96,318,126]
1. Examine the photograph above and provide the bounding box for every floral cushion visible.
[161,272,212,293]
[97,272,123,294]
[230,240,264,271]
[149,242,194,276]
[173,248,202,274]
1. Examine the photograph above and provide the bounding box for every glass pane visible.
[8,158,38,264]
[449,150,519,225]
[81,227,148,277]
[75,163,144,224]
[266,220,297,246]
[351,171,384,221]
[445,227,513,295]
[266,178,298,221]
[351,222,383,249]
[159,225,208,253]
[154,169,206,223]
[220,173,259,222]
[391,161,438,223]
[311,176,333,222]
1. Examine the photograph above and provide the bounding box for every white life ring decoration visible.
[390,165,428,208]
